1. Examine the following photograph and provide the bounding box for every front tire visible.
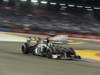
[75,55,81,59]
[46,49,53,59]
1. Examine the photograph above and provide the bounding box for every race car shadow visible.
[58,58,81,61]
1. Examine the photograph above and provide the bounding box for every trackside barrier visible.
[11,29,60,35]
[9,30,100,40]
[0,28,100,40]
[12,30,100,40]
[68,34,100,40]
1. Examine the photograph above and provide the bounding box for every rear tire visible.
[21,43,29,54]
[41,46,47,57]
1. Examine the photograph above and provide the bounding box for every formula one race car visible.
[21,37,81,60]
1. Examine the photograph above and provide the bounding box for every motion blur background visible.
[0,1,100,75]
[0,0,100,35]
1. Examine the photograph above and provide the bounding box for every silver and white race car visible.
[21,37,81,60]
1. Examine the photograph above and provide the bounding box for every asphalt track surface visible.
[0,41,100,75]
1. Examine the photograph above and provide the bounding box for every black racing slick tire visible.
[21,43,29,54]
[76,55,81,59]
[47,50,53,59]
[75,55,81,59]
